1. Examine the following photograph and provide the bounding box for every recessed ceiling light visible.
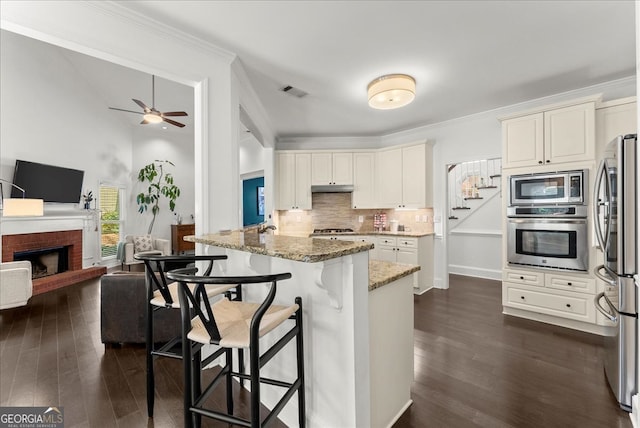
[162,126,168,130]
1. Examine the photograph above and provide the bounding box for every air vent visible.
[280,85,308,98]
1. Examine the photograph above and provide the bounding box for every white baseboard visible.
[448,264,502,281]
[384,399,413,428]
[413,286,432,295]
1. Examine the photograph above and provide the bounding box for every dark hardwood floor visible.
[395,274,632,428]
[0,273,632,427]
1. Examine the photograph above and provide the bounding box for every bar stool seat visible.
[188,297,299,348]
[150,281,234,309]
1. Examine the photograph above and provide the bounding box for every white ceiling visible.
[44,1,639,140]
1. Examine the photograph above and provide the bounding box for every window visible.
[99,184,124,259]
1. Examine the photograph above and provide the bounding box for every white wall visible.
[0,30,133,198]
[130,128,195,240]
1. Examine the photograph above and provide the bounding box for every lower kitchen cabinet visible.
[502,267,603,329]
[375,235,433,293]
[313,233,433,293]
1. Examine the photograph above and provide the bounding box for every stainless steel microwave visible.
[509,169,587,206]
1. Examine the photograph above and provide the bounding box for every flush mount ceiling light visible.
[367,74,416,110]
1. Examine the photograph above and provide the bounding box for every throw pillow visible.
[134,235,153,253]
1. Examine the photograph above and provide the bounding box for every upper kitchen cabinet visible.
[352,152,376,209]
[377,142,433,209]
[311,152,353,185]
[596,97,637,161]
[276,152,311,210]
[501,99,596,169]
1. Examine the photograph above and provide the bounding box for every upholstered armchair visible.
[0,261,33,310]
[118,235,171,270]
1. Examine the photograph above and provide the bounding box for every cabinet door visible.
[596,101,637,161]
[544,102,595,164]
[311,153,333,185]
[332,153,353,185]
[377,148,403,208]
[295,153,312,210]
[402,144,426,208]
[396,247,418,288]
[353,152,376,209]
[377,237,397,262]
[502,113,544,168]
[276,153,296,210]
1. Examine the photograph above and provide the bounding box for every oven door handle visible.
[594,292,618,323]
[507,218,587,224]
[594,264,617,286]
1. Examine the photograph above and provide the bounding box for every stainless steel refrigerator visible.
[594,133,637,412]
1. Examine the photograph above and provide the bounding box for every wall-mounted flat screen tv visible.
[11,160,84,203]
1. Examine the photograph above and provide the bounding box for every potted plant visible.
[82,190,93,210]
[136,160,180,234]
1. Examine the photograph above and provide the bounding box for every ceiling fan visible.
[109,75,188,128]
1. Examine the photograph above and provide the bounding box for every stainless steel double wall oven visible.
[507,169,589,272]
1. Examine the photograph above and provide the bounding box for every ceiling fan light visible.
[368,74,416,110]
[143,113,163,124]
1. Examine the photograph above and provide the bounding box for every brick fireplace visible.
[2,229,105,295]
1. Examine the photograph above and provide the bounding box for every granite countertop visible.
[368,260,420,291]
[184,230,373,263]
[309,231,434,238]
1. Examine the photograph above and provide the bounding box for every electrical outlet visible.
[296,216,301,223]
[422,215,428,223]
[358,215,364,223]
[415,215,420,222]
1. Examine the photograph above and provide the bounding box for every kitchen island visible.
[185,230,417,428]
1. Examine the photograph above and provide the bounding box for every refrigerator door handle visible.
[593,160,611,252]
[594,292,618,322]
[594,264,617,286]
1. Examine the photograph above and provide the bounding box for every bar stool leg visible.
[145,300,154,417]
[193,347,202,428]
[296,297,306,428]
[226,348,234,415]
[250,340,260,427]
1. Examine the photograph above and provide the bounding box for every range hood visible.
[310,184,354,193]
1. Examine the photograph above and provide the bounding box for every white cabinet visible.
[502,268,598,324]
[596,98,637,161]
[502,101,595,168]
[311,152,353,185]
[377,143,432,208]
[377,236,422,288]
[276,152,311,210]
[352,152,376,209]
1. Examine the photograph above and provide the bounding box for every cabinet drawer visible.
[545,273,596,294]
[505,285,593,322]
[504,269,543,287]
[378,237,396,247]
[397,238,417,248]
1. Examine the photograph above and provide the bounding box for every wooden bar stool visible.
[167,268,305,428]
[134,254,238,419]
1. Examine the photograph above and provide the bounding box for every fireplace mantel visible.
[1,213,94,235]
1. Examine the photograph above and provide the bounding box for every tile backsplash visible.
[275,193,434,237]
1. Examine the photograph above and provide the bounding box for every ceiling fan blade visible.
[163,117,186,128]
[132,99,150,112]
[109,107,144,115]
[162,111,188,117]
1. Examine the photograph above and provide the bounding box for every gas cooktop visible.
[313,228,354,234]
